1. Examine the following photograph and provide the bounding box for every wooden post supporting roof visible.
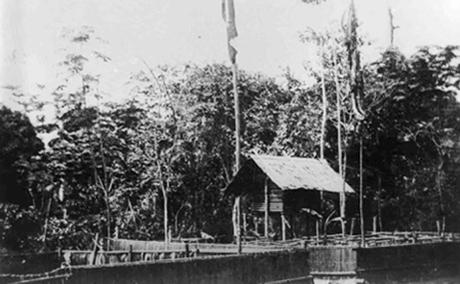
[264,177,269,238]
[316,220,320,241]
[243,213,247,237]
[281,212,286,241]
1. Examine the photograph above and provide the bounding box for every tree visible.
[0,106,44,251]
[274,73,322,157]
[127,63,299,241]
[300,23,364,234]
[53,26,111,116]
[32,26,115,249]
[0,106,43,205]
[29,103,138,249]
[361,46,460,232]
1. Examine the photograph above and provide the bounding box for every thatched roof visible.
[226,155,355,194]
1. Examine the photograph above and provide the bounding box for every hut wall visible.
[252,180,283,213]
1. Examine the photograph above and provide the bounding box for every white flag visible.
[222,0,238,64]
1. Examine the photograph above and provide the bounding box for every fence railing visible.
[62,249,195,266]
[296,231,460,247]
[62,242,292,266]
[108,238,291,254]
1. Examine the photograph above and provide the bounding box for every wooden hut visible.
[226,155,355,240]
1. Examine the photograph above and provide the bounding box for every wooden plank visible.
[253,202,283,212]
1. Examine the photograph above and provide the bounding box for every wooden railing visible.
[108,238,290,254]
[298,231,460,247]
[63,232,460,266]
[62,249,195,266]
[63,241,292,266]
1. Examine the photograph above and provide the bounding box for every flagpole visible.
[222,0,242,254]
[233,62,242,254]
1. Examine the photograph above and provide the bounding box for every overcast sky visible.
[1,0,460,107]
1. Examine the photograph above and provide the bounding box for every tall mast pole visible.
[233,62,242,253]
[347,0,365,244]
[222,0,241,254]
[333,50,345,237]
[359,136,364,246]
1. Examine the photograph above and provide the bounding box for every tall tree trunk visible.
[88,129,111,250]
[156,157,169,245]
[320,46,327,160]
[319,46,327,215]
[104,189,111,250]
[436,155,445,234]
[42,197,52,249]
[377,174,383,231]
[99,134,111,250]
[342,147,348,236]
[359,137,365,246]
[163,187,169,245]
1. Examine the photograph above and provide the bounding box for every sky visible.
[1,0,460,108]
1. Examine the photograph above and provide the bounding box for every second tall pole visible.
[232,63,242,254]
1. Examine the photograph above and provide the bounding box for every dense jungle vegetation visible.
[1,26,460,251]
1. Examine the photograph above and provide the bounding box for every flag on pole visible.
[345,0,365,120]
[222,0,238,64]
[222,0,241,249]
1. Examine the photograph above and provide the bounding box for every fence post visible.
[350,218,356,235]
[185,242,190,257]
[128,245,133,262]
[372,216,377,233]
[90,233,100,265]
[316,220,320,241]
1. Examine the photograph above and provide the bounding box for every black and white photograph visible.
[1,0,460,283]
